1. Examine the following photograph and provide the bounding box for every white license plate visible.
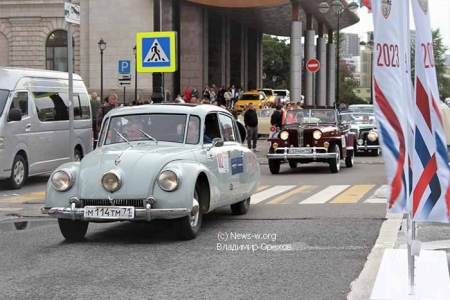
[289,148,311,154]
[84,206,135,219]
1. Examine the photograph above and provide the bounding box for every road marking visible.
[0,191,45,203]
[300,185,350,204]
[0,207,23,212]
[365,198,387,204]
[267,185,316,204]
[251,185,296,204]
[257,185,270,192]
[330,185,376,204]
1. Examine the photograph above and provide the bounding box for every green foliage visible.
[410,29,450,99]
[262,35,290,88]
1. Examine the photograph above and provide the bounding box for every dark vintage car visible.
[266,108,356,174]
[340,112,380,156]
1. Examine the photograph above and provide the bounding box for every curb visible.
[347,213,404,300]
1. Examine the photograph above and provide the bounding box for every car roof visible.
[106,103,232,118]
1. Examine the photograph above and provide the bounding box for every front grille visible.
[288,130,298,146]
[303,130,314,146]
[81,199,145,208]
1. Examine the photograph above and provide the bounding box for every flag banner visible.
[411,0,450,222]
[362,0,372,12]
[371,0,411,213]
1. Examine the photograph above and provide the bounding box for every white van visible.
[0,67,93,189]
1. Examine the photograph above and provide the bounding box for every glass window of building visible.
[46,30,74,72]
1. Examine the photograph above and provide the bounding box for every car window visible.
[103,113,187,145]
[10,92,28,116]
[262,90,273,96]
[78,93,91,119]
[32,91,69,122]
[0,89,10,117]
[238,94,259,101]
[204,113,221,143]
[186,115,200,145]
[219,114,236,142]
[260,110,271,118]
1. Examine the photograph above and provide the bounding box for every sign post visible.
[306,58,320,106]
[64,0,80,161]
[118,60,131,104]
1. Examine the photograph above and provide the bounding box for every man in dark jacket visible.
[244,103,259,151]
[271,105,283,129]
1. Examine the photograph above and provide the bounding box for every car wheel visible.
[177,186,203,240]
[231,198,250,215]
[371,148,380,157]
[329,144,341,173]
[289,161,298,169]
[74,148,82,162]
[269,160,281,174]
[58,219,89,242]
[345,149,354,168]
[7,154,27,190]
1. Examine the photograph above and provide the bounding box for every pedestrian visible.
[224,88,232,109]
[191,86,199,98]
[183,86,191,102]
[271,105,283,129]
[244,103,258,152]
[97,93,119,133]
[230,85,238,108]
[90,92,100,148]
[190,96,198,104]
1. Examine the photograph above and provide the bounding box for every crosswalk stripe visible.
[257,185,270,192]
[300,185,350,204]
[251,185,296,204]
[330,185,376,204]
[267,185,316,204]
[365,198,387,204]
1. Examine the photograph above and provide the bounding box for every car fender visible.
[44,162,81,208]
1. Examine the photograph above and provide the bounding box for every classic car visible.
[257,88,276,106]
[238,108,275,137]
[266,108,356,174]
[273,89,290,104]
[41,104,260,241]
[340,111,380,156]
[347,104,374,114]
[233,90,267,113]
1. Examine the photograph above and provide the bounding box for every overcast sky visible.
[342,0,450,54]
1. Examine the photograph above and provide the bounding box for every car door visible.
[202,112,232,203]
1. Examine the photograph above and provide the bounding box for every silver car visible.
[41,104,261,240]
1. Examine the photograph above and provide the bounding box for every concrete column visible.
[221,16,226,86]
[256,31,262,89]
[240,25,246,90]
[202,8,209,86]
[243,27,248,91]
[316,37,326,107]
[290,21,302,107]
[225,18,230,87]
[326,43,336,107]
[304,30,315,106]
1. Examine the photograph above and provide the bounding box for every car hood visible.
[303,125,337,133]
[77,143,195,198]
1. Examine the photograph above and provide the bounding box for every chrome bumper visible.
[41,206,191,221]
[357,145,380,151]
[267,147,338,160]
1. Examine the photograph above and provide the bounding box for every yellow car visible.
[257,88,276,106]
[233,90,267,113]
[238,108,275,137]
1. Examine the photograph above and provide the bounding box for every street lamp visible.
[133,46,138,104]
[319,0,358,110]
[98,38,106,102]
[367,40,374,104]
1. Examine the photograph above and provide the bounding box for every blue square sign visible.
[118,60,131,73]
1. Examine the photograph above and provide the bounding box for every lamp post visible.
[133,45,138,104]
[367,39,374,104]
[319,0,358,110]
[98,38,106,102]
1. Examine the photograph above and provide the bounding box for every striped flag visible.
[411,0,450,222]
[371,0,411,213]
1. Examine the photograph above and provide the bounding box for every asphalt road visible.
[0,148,388,300]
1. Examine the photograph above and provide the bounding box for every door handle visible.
[25,124,31,130]
[207,154,214,160]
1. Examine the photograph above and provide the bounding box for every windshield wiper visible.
[114,128,130,144]
[139,129,158,143]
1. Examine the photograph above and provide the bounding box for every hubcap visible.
[13,161,25,185]
[190,192,200,228]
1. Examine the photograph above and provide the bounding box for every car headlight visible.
[157,170,179,192]
[102,171,122,192]
[368,131,378,142]
[313,130,322,140]
[280,131,289,140]
[51,170,74,192]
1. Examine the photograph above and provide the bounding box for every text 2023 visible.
[376,43,400,67]
[421,42,435,68]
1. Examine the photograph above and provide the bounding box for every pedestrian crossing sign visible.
[136,31,177,73]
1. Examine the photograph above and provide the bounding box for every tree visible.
[262,35,290,89]
[411,28,450,99]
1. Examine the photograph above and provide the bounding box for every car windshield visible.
[238,94,259,101]
[348,106,374,114]
[102,113,189,145]
[0,89,10,117]
[274,91,287,96]
[286,109,336,124]
[340,113,375,124]
[261,90,273,96]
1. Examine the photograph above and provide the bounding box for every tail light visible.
[270,126,276,132]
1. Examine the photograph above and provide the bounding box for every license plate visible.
[84,206,135,219]
[289,148,311,154]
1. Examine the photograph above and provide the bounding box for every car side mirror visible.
[212,138,224,148]
[8,108,22,122]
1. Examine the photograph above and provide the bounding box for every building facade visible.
[342,33,359,58]
[0,0,359,106]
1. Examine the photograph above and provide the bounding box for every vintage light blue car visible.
[41,104,261,240]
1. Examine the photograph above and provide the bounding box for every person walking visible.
[271,105,283,129]
[96,93,119,133]
[90,92,100,148]
[244,103,258,151]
